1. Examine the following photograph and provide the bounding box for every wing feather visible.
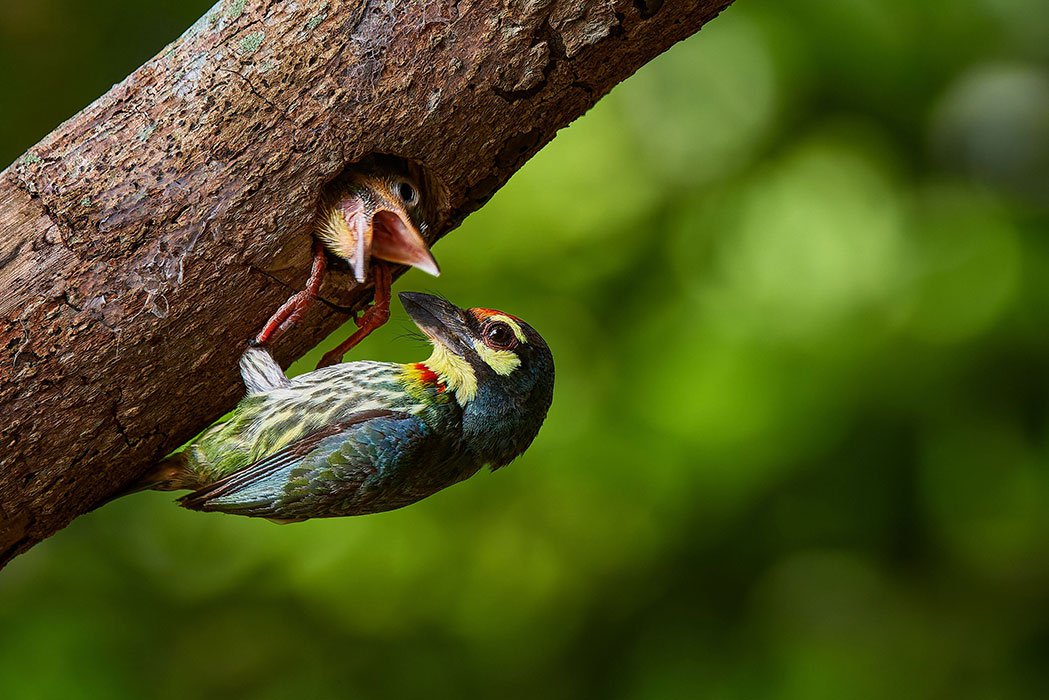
[179,409,404,511]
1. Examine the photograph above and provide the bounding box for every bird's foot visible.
[316,298,391,368]
[315,263,392,369]
[253,240,328,347]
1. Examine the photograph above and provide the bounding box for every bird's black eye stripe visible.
[483,321,517,350]
[396,181,418,204]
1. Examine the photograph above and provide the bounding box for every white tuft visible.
[240,347,292,395]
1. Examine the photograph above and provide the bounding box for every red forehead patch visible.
[470,308,518,321]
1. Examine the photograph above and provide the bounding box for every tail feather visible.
[116,453,198,498]
[94,453,199,511]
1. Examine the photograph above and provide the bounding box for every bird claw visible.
[315,300,390,369]
[253,241,328,347]
[357,302,388,328]
[276,291,312,332]
[316,350,342,369]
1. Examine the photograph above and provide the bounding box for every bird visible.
[255,157,441,369]
[134,292,554,522]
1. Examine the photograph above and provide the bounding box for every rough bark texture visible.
[0,0,732,565]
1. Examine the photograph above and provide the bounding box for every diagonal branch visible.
[0,0,733,565]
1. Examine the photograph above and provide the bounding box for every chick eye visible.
[395,180,418,205]
[483,321,516,350]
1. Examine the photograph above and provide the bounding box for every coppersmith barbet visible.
[135,293,554,522]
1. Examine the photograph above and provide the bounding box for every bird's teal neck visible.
[459,381,538,469]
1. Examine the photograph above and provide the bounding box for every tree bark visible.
[0,0,732,565]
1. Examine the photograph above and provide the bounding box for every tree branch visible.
[0,0,732,565]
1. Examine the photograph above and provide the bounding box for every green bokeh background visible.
[4,1,1049,698]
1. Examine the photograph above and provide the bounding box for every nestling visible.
[256,159,440,369]
[135,293,554,522]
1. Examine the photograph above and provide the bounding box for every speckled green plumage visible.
[176,359,471,519]
[186,362,448,481]
[148,293,555,522]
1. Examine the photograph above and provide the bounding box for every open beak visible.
[399,292,471,354]
[371,210,441,278]
[332,201,440,283]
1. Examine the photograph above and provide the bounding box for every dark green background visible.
[4,1,1049,698]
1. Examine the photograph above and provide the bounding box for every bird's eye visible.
[483,321,517,350]
[395,180,418,205]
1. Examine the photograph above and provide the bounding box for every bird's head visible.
[400,292,555,469]
[318,165,440,283]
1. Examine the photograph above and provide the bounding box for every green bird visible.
[137,293,554,522]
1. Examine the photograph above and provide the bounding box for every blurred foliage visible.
[3,0,1049,698]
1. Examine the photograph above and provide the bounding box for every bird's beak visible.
[328,196,372,283]
[333,199,440,283]
[399,292,471,354]
[371,210,441,278]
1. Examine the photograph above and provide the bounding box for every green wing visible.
[179,409,437,519]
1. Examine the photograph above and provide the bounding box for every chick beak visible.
[399,292,471,354]
[331,197,440,284]
[371,210,441,278]
[332,196,373,283]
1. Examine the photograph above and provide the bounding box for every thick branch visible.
[0,0,732,565]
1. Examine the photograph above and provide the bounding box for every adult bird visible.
[256,158,441,369]
[134,293,554,522]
